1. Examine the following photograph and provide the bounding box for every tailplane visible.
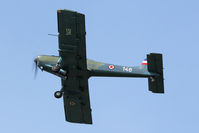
[147,53,164,93]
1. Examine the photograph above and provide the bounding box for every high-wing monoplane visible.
[34,9,164,124]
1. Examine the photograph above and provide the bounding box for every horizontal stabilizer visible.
[147,53,164,93]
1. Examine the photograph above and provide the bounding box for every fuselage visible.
[35,55,158,79]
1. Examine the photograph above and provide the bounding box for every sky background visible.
[0,0,199,133]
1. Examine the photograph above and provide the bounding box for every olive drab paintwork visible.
[36,56,158,78]
[34,9,164,124]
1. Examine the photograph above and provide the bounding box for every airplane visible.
[34,9,164,124]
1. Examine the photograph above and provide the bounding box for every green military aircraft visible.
[34,9,164,124]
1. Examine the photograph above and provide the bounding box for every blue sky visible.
[0,0,199,132]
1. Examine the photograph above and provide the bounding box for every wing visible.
[61,78,92,124]
[57,9,92,124]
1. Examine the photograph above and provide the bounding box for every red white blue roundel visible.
[109,65,115,69]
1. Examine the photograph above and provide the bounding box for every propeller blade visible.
[34,58,38,79]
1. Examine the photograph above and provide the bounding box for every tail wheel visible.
[54,91,63,98]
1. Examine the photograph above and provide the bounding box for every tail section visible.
[147,53,164,93]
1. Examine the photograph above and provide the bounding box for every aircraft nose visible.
[34,57,39,65]
[34,56,42,66]
[34,56,45,67]
[34,58,38,63]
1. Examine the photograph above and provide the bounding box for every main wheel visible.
[54,91,63,98]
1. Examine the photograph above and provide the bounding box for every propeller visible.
[33,58,38,79]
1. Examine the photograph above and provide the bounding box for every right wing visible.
[61,78,92,124]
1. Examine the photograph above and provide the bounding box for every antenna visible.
[48,34,58,37]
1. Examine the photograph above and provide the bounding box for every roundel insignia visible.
[69,101,76,106]
[109,65,115,70]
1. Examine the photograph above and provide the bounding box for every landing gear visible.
[54,91,63,98]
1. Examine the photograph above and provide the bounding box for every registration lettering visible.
[123,67,133,72]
